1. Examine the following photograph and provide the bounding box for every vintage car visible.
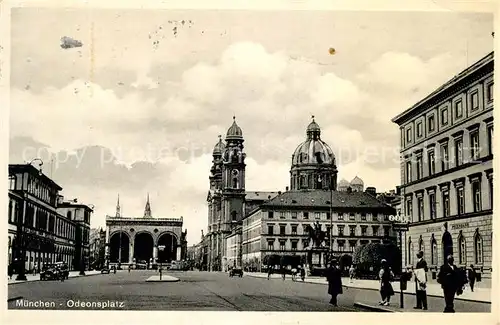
[229,268,243,277]
[54,262,69,279]
[40,264,67,281]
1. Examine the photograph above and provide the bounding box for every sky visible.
[8,8,493,245]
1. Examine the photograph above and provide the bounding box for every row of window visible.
[404,80,493,146]
[408,231,485,266]
[264,238,380,251]
[406,172,493,222]
[264,223,392,237]
[8,199,77,240]
[405,122,493,184]
[267,210,390,222]
[9,174,58,206]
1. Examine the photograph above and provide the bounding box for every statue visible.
[181,229,187,243]
[306,221,326,248]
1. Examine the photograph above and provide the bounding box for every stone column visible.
[153,245,158,262]
[176,246,181,261]
[129,242,134,264]
[105,228,110,263]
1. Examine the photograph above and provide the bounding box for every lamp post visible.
[317,174,333,262]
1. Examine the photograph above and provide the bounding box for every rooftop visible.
[245,191,280,201]
[260,190,394,210]
[391,51,493,125]
[9,164,63,191]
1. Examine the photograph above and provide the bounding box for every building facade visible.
[392,52,493,278]
[7,164,92,272]
[57,199,93,271]
[105,195,188,267]
[89,228,106,269]
[241,190,397,269]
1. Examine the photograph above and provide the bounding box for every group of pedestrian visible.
[410,251,471,312]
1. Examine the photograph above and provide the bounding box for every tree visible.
[353,243,402,276]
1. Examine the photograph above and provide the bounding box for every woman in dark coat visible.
[379,259,394,306]
[325,260,343,306]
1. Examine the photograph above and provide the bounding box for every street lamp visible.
[15,158,44,280]
[317,174,333,262]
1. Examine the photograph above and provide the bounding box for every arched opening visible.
[418,236,425,257]
[134,232,154,263]
[474,230,483,264]
[340,254,352,271]
[157,233,178,263]
[430,236,438,265]
[458,232,466,265]
[110,232,130,263]
[408,237,413,266]
[442,231,453,260]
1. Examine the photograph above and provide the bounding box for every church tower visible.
[143,193,152,218]
[115,194,121,218]
[221,116,246,230]
[207,134,226,270]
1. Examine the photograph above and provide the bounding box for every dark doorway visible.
[134,232,154,263]
[442,231,453,260]
[157,233,178,263]
[109,232,130,263]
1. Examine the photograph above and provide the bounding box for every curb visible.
[7,272,103,285]
[245,274,491,304]
[354,302,397,312]
[7,296,23,303]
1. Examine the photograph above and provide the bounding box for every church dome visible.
[291,117,336,166]
[226,116,243,141]
[307,120,321,132]
[350,176,364,186]
[338,179,350,187]
[212,136,225,155]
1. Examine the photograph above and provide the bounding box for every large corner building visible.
[392,52,493,278]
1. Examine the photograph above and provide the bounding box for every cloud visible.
[9,41,479,244]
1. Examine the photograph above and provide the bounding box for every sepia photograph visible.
[4,3,495,315]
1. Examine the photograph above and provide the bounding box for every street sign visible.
[392,223,410,231]
[158,245,165,251]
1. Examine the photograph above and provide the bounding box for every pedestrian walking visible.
[378,259,394,306]
[437,255,463,313]
[349,265,355,283]
[414,251,428,310]
[299,265,305,282]
[267,265,273,280]
[128,264,131,273]
[467,264,477,292]
[325,260,343,306]
[8,264,13,280]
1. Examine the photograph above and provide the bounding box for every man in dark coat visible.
[325,260,343,306]
[437,255,462,313]
[414,251,428,310]
[467,264,477,292]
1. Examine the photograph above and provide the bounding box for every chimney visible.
[285,186,289,191]
[346,187,352,193]
[278,191,282,195]
[366,187,377,196]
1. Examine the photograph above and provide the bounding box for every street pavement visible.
[7,270,491,312]
[246,273,491,303]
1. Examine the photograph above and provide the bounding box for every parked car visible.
[54,262,69,279]
[40,267,61,281]
[229,268,243,277]
[101,267,110,274]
